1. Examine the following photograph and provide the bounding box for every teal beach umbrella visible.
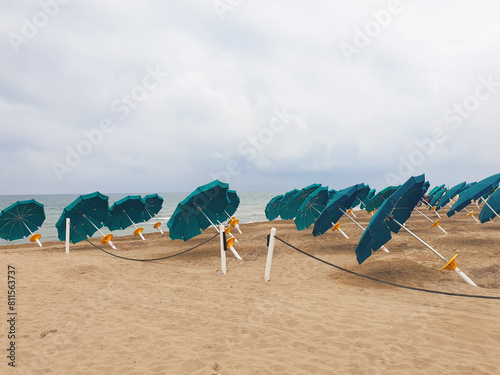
[430,187,447,208]
[435,182,467,210]
[142,194,165,234]
[277,189,300,220]
[265,195,283,221]
[355,175,476,286]
[167,180,230,241]
[294,186,329,231]
[282,184,322,220]
[479,188,500,223]
[107,195,147,240]
[447,173,500,217]
[0,200,45,246]
[364,186,399,213]
[55,192,116,248]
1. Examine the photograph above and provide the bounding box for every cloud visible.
[1,1,500,194]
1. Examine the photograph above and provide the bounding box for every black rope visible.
[72,225,218,262]
[274,236,500,300]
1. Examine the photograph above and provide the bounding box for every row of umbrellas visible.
[0,180,242,248]
[265,172,500,286]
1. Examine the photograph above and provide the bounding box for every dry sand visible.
[1,211,500,374]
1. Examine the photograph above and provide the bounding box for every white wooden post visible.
[264,228,277,281]
[65,218,70,253]
[219,224,226,275]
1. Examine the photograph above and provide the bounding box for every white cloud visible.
[1,1,500,194]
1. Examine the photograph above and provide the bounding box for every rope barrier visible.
[274,236,500,300]
[72,225,218,262]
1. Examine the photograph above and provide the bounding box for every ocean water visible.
[0,191,279,246]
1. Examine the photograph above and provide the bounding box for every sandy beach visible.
[1,211,499,374]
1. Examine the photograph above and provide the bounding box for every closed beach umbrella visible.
[281,184,322,220]
[355,175,476,286]
[435,181,467,210]
[294,186,329,231]
[55,192,116,248]
[277,189,300,220]
[447,173,500,217]
[430,187,447,208]
[265,194,283,221]
[312,184,366,237]
[479,188,500,223]
[167,180,230,241]
[0,200,45,246]
[107,196,147,240]
[364,186,399,213]
[142,194,165,234]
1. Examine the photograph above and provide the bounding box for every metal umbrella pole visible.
[390,216,476,286]
[82,214,117,249]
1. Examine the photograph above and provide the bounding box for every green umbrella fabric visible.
[479,188,500,223]
[280,184,321,220]
[428,184,445,198]
[360,188,376,210]
[222,190,240,219]
[277,189,299,220]
[364,186,399,212]
[167,180,230,241]
[435,182,467,210]
[265,195,283,221]
[312,183,367,237]
[355,174,425,264]
[107,195,146,231]
[0,200,45,241]
[55,192,110,244]
[429,186,447,208]
[447,173,500,217]
[294,186,329,231]
[142,194,164,221]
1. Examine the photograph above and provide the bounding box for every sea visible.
[0,192,280,246]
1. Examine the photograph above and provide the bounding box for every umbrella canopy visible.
[435,181,467,210]
[312,183,367,237]
[447,173,500,217]
[364,186,399,212]
[348,184,371,209]
[280,184,321,220]
[428,184,445,198]
[277,189,300,220]
[328,189,337,200]
[0,200,45,241]
[479,188,500,223]
[107,195,146,231]
[142,194,164,221]
[429,186,447,208]
[223,190,240,218]
[167,180,230,241]
[355,175,425,264]
[360,188,377,210]
[294,186,329,231]
[265,194,283,221]
[55,192,110,244]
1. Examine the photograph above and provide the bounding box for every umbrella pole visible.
[146,209,164,234]
[483,199,500,221]
[339,208,389,252]
[197,208,220,233]
[390,217,476,286]
[414,209,447,234]
[122,210,145,240]
[83,215,117,249]
[21,221,42,247]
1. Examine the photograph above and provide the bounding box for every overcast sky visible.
[1,1,500,195]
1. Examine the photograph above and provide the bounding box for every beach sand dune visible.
[1,212,499,374]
